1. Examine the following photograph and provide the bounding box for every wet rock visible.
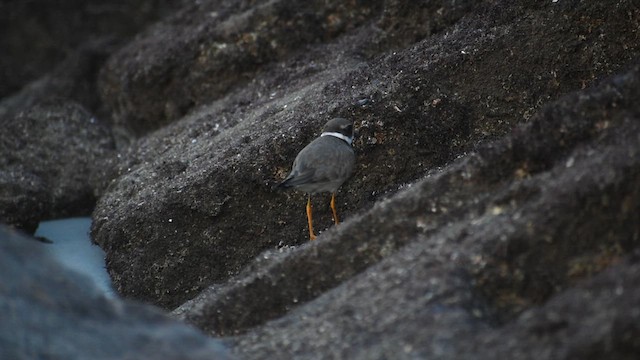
[93,0,640,311]
[0,102,116,233]
[0,225,232,360]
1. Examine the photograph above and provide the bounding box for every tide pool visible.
[35,217,114,296]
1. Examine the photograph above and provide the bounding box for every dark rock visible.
[173,62,640,348]
[0,0,182,99]
[0,102,116,233]
[0,40,115,122]
[8,0,640,357]
[0,170,50,234]
[465,256,640,360]
[229,252,640,359]
[98,0,386,136]
[98,0,640,138]
[92,0,640,311]
[0,225,232,360]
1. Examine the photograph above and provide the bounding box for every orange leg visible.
[306,196,317,240]
[330,192,340,225]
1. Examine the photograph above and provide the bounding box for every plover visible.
[277,118,355,240]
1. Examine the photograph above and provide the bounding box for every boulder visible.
[0,42,115,123]
[0,0,630,356]
[92,0,640,311]
[174,62,640,347]
[98,0,386,135]
[0,0,181,99]
[0,102,116,233]
[0,225,232,359]
[230,251,640,359]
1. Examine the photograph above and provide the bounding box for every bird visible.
[277,118,355,240]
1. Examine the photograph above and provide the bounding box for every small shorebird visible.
[277,118,355,240]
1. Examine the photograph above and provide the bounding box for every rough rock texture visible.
[173,59,640,336]
[0,41,115,122]
[465,256,640,360]
[0,102,116,233]
[0,0,186,232]
[93,0,640,310]
[216,64,640,358]
[99,0,640,138]
[99,0,385,136]
[231,252,640,359]
[0,0,182,99]
[3,0,640,358]
[0,225,232,360]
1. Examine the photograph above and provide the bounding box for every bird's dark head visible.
[321,118,354,144]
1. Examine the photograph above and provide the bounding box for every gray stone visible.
[5,0,639,358]
[98,0,387,136]
[0,102,116,233]
[92,0,640,310]
[0,42,114,123]
[175,63,640,355]
[0,0,182,99]
[0,225,232,360]
[231,251,640,359]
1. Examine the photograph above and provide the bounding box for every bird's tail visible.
[272,178,292,191]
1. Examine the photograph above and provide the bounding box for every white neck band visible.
[321,132,353,145]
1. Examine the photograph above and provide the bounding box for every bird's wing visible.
[279,136,355,188]
[279,168,316,188]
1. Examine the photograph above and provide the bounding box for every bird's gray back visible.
[285,135,355,193]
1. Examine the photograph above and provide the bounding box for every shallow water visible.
[35,217,114,296]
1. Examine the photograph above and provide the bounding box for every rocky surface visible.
[93,0,640,310]
[231,251,640,359]
[0,102,116,233]
[98,0,385,136]
[0,225,232,359]
[219,64,640,358]
[0,0,183,232]
[1,0,640,358]
[0,0,182,99]
[0,41,115,123]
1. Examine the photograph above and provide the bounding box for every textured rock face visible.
[0,102,116,233]
[2,0,640,358]
[0,0,181,99]
[92,0,640,310]
[0,42,114,122]
[172,60,640,336]
[232,253,640,360]
[0,225,231,359]
[217,64,640,359]
[98,0,386,136]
